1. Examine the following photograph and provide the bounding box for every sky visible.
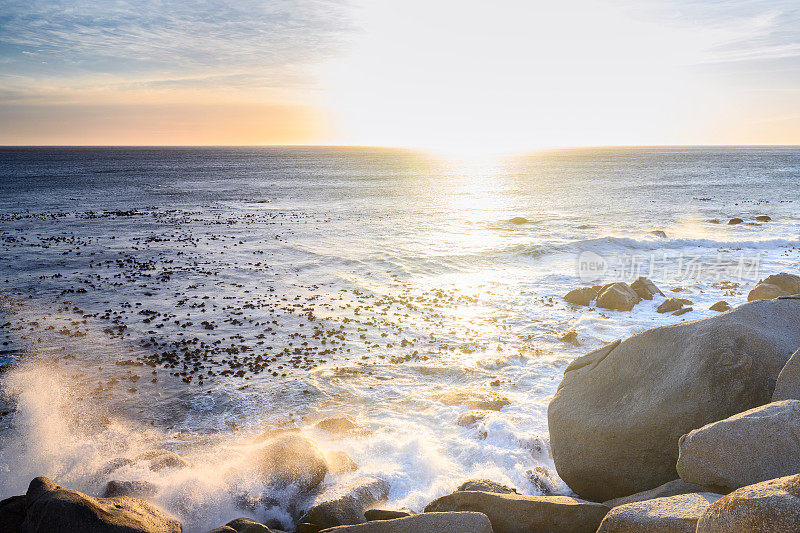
[1,0,799,153]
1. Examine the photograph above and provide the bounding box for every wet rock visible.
[564,285,602,306]
[0,495,26,531]
[300,477,390,530]
[429,390,510,411]
[424,491,609,533]
[755,215,771,222]
[138,449,189,471]
[773,348,800,401]
[253,434,329,492]
[326,450,358,475]
[363,510,412,521]
[455,411,486,427]
[596,282,640,311]
[526,466,558,495]
[630,277,664,300]
[696,473,800,532]
[656,297,692,313]
[748,273,800,301]
[226,517,272,532]
[597,492,722,533]
[560,329,579,346]
[207,527,237,533]
[315,416,369,436]
[727,218,743,225]
[548,298,800,501]
[319,512,492,532]
[647,230,668,238]
[102,479,159,499]
[677,400,800,492]
[457,479,517,494]
[603,479,706,508]
[672,307,692,316]
[709,300,731,312]
[22,476,181,532]
[508,217,529,224]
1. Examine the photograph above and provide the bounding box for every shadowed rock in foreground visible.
[548,297,800,501]
[319,512,492,532]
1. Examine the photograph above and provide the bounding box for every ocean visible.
[0,146,798,530]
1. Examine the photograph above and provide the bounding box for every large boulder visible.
[21,476,181,533]
[773,348,800,401]
[548,298,800,502]
[596,283,640,311]
[747,273,800,301]
[424,491,609,533]
[456,479,517,494]
[630,277,664,300]
[597,492,722,532]
[319,512,492,532]
[252,434,328,492]
[603,479,706,508]
[300,477,390,530]
[225,517,272,533]
[696,473,800,532]
[0,495,26,531]
[677,400,800,492]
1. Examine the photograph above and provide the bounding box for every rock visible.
[630,277,664,300]
[647,230,668,239]
[755,215,771,222]
[207,528,237,533]
[596,282,641,311]
[526,466,558,495]
[363,510,412,521]
[709,219,720,224]
[656,298,692,313]
[429,390,510,410]
[315,416,369,436]
[297,524,322,533]
[773,348,800,401]
[326,450,358,475]
[709,301,731,312]
[103,480,159,498]
[560,329,579,346]
[564,285,602,306]
[455,411,486,427]
[548,298,800,501]
[728,218,743,225]
[677,400,800,492]
[226,517,272,532]
[424,491,609,533]
[22,476,181,532]
[696,473,800,532]
[457,479,517,494]
[301,477,390,529]
[603,479,706,508]
[138,449,189,471]
[319,512,492,532]
[672,307,692,316]
[509,216,528,224]
[252,434,329,492]
[0,495,26,531]
[597,492,722,533]
[748,273,800,301]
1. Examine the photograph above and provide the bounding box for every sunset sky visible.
[1,0,799,153]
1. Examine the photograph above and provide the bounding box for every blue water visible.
[0,146,798,530]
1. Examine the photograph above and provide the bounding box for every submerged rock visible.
[300,477,389,530]
[696,473,800,532]
[455,411,486,427]
[773,348,800,401]
[560,329,579,346]
[748,273,800,301]
[457,479,517,494]
[727,218,743,225]
[597,492,722,533]
[429,390,510,410]
[630,277,664,300]
[548,298,800,502]
[755,215,771,222]
[508,216,529,224]
[22,476,181,533]
[564,285,602,306]
[319,512,492,532]
[603,479,706,508]
[424,491,609,533]
[253,434,329,492]
[677,400,800,492]
[596,282,640,311]
[647,230,668,239]
[315,416,369,436]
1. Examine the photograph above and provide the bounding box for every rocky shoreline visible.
[3,273,800,532]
